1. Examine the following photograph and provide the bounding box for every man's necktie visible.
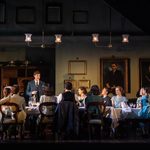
[35,81,38,87]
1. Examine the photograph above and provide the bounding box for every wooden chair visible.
[0,102,24,140]
[37,102,58,140]
[86,101,106,140]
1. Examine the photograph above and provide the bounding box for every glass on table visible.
[133,103,136,108]
[129,103,133,108]
[11,112,15,120]
[28,100,33,107]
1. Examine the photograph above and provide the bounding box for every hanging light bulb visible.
[25,33,32,42]
[122,34,129,43]
[55,34,62,43]
[92,33,99,43]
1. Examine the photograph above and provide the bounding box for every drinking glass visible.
[28,100,33,107]
[130,103,133,108]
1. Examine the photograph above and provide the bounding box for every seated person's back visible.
[40,86,57,103]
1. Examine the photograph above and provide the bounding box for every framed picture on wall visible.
[78,80,90,89]
[139,58,150,88]
[68,60,87,75]
[64,79,77,90]
[100,57,130,93]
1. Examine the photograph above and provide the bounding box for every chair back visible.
[86,101,106,120]
[37,102,58,139]
[39,102,57,118]
[0,102,25,140]
[0,102,19,126]
[0,102,19,122]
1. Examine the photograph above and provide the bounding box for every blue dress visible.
[138,95,150,118]
[111,96,128,108]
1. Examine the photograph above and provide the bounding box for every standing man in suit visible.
[26,70,45,102]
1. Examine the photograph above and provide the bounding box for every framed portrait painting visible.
[100,58,130,93]
[139,58,150,88]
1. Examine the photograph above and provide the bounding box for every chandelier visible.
[25,31,62,48]
[92,32,112,48]
[24,0,62,48]
[92,7,129,47]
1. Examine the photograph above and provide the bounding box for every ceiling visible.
[104,0,150,35]
[0,0,149,37]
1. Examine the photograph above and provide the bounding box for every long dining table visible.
[106,107,141,128]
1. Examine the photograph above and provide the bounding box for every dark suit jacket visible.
[26,80,45,102]
[102,96,112,106]
[56,101,79,136]
[55,91,79,136]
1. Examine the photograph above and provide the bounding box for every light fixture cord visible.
[109,7,112,45]
[41,0,45,45]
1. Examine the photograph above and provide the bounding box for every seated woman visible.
[77,86,87,107]
[137,87,150,136]
[138,87,150,118]
[111,86,128,108]
[136,88,145,108]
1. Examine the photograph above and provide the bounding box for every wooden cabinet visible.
[0,66,38,97]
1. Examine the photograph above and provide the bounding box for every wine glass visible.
[28,100,33,107]
[133,103,136,108]
[130,103,133,108]
[11,112,15,120]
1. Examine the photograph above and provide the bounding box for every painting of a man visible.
[105,63,124,93]
[142,64,150,87]
[100,58,130,93]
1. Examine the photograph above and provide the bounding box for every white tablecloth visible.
[106,107,141,128]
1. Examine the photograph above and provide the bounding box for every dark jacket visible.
[26,80,45,102]
[102,96,112,106]
[56,92,79,136]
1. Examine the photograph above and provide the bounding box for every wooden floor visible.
[1,133,150,143]
[1,128,150,149]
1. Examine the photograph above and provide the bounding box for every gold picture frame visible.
[68,60,87,75]
[64,79,77,90]
[100,57,130,93]
[139,58,150,88]
[78,80,91,88]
